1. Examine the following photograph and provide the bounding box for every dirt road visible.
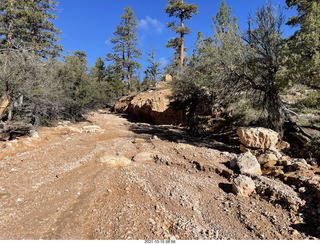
[0,111,315,240]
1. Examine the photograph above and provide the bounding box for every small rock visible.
[232,175,256,196]
[133,151,160,163]
[29,130,39,138]
[263,160,278,169]
[233,152,262,175]
[81,125,104,133]
[257,153,278,165]
[152,135,159,140]
[0,193,11,199]
[169,235,176,241]
[3,143,13,148]
[133,138,146,144]
[292,230,299,236]
[298,187,307,193]
[100,155,131,167]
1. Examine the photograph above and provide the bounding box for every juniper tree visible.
[106,6,141,94]
[0,0,62,56]
[165,0,198,75]
[243,2,287,132]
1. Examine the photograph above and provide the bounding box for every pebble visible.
[298,187,307,193]
[292,230,299,236]
[0,193,11,199]
[169,235,176,240]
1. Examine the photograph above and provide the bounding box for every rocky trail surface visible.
[0,111,319,240]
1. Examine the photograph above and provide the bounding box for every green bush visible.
[302,91,320,109]
[305,136,320,159]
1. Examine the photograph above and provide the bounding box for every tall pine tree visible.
[91,57,106,83]
[0,0,62,56]
[106,6,141,94]
[286,0,320,87]
[165,0,198,75]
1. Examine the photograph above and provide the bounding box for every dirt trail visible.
[0,111,316,240]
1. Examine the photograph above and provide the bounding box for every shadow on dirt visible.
[117,113,240,154]
[218,183,233,194]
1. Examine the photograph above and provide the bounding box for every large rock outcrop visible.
[113,89,185,124]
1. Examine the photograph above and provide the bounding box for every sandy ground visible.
[0,111,317,240]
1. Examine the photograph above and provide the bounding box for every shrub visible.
[305,136,320,160]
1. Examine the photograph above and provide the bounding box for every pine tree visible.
[91,57,106,83]
[145,45,162,88]
[0,0,62,56]
[165,0,198,75]
[286,0,320,87]
[106,6,141,94]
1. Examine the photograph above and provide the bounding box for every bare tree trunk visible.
[180,19,185,75]
[121,48,125,85]
[6,0,15,49]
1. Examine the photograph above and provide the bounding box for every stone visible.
[263,160,278,169]
[240,144,250,153]
[0,193,11,199]
[232,175,256,196]
[233,152,262,175]
[268,147,282,159]
[237,127,279,149]
[81,125,104,133]
[3,142,13,148]
[252,175,305,211]
[133,138,146,144]
[276,140,290,150]
[29,130,39,138]
[257,153,278,165]
[133,151,160,163]
[100,155,131,167]
[298,187,307,193]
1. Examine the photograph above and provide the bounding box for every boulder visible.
[232,175,256,196]
[231,152,262,175]
[237,127,279,150]
[113,89,185,125]
[100,155,131,167]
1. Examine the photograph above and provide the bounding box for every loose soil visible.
[0,111,318,240]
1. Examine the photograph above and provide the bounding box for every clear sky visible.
[53,0,297,73]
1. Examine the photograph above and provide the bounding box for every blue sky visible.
[53,0,297,73]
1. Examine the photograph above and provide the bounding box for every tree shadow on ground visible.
[118,113,240,154]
